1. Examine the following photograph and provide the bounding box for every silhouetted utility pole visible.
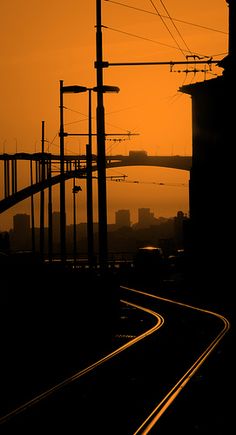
[96,0,107,267]
[86,88,94,266]
[48,158,53,263]
[94,2,221,268]
[59,80,66,264]
[40,120,45,259]
[30,160,35,254]
[73,178,77,266]
[72,182,82,265]
[57,83,119,268]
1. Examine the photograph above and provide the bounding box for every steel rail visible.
[0,299,164,425]
[120,287,230,435]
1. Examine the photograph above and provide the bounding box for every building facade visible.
[180,0,235,298]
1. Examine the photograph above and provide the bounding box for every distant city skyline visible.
[3,208,186,258]
[0,205,188,233]
[0,163,189,232]
[0,0,225,233]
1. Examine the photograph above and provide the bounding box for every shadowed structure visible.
[180,0,234,304]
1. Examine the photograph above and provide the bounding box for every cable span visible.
[104,0,227,34]
[149,0,186,56]
[105,26,203,55]
[158,0,193,55]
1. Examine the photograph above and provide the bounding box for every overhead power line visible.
[105,26,206,56]
[104,0,227,35]
[149,0,186,56]
[109,178,187,187]
[158,0,193,55]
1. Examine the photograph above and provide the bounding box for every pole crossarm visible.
[63,132,139,137]
[96,59,221,68]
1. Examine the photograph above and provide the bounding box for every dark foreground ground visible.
[0,259,234,434]
[121,264,234,435]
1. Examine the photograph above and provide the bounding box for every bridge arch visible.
[0,171,83,214]
[0,153,191,214]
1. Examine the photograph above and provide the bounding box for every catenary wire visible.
[104,26,207,56]
[158,0,193,55]
[104,0,227,34]
[149,0,186,56]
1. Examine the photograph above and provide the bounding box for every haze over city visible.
[0,0,228,230]
[0,1,234,433]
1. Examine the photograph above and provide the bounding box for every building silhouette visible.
[180,0,234,296]
[115,209,131,228]
[52,211,61,251]
[174,211,188,249]
[11,213,31,251]
[136,207,158,229]
[6,209,187,260]
[13,213,30,234]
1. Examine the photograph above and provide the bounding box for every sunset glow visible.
[0,0,228,229]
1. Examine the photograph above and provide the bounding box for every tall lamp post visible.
[59,80,66,264]
[87,88,94,267]
[40,120,45,260]
[60,83,119,267]
[96,0,107,268]
[72,181,82,266]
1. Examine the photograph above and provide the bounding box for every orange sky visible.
[0,0,228,230]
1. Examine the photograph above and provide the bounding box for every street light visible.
[59,81,119,267]
[59,82,89,264]
[59,80,67,264]
[72,181,82,266]
[61,85,120,94]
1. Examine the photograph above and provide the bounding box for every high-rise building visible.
[115,209,131,228]
[13,214,30,234]
[12,214,31,250]
[138,208,156,228]
[52,211,61,246]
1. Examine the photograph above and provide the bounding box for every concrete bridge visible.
[0,152,192,170]
[105,153,191,171]
[0,152,192,213]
